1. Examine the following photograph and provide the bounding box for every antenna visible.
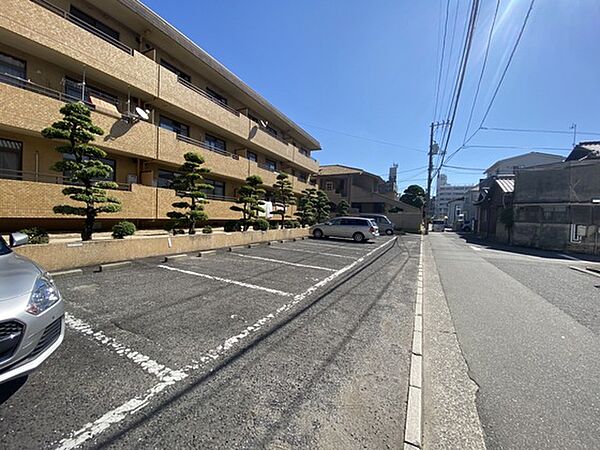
[135,106,150,121]
[259,119,268,128]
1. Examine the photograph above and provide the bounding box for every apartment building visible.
[434,174,474,218]
[0,0,321,231]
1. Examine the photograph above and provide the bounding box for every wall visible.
[14,228,310,271]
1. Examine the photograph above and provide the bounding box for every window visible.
[160,59,191,82]
[325,181,334,191]
[329,218,342,225]
[341,218,367,226]
[70,7,120,41]
[64,77,119,106]
[204,134,226,152]
[298,172,307,182]
[157,169,177,188]
[0,138,22,179]
[265,159,277,171]
[159,115,189,137]
[247,151,257,162]
[0,52,26,79]
[63,154,116,182]
[206,87,227,105]
[204,179,225,198]
[542,205,568,223]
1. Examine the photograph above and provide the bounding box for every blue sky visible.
[142,0,600,192]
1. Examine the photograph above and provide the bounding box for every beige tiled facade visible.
[0,0,320,231]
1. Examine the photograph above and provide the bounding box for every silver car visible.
[0,233,65,385]
[311,217,379,242]
[359,214,395,236]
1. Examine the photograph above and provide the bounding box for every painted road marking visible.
[469,245,482,252]
[65,313,186,383]
[558,253,579,261]
[268,246,356,259]
[230,253,337,272]
[157,265,294,297]
[293,240,367,251]
[56,237,397,450]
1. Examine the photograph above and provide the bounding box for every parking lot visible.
[0,234,420,449]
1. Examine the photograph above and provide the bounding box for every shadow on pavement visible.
[452,232,600,263]
[0,376,28,405]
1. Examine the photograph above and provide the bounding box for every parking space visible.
[0,236,400,449]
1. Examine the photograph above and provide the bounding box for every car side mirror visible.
[325,222,333,226]
[9,232,29,248]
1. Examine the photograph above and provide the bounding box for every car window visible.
[329,218,341,225]
[0,236,11,255]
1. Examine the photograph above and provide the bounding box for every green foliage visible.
[314,190,331,223]
[272,172,296,229]
[400,184,426,209]
[269,221,279,230]
[294,188,317,226]
[284,220,301,229]
[499,207,515,244]
[19,227,49,245]
[224,221,241,232]
[111,221,136,239]
[202,225,213,234]
[230,175,265,231]
[166,152,212,235]
[336,199,350,217]
[253,218,270,231]
[42,102,121,241]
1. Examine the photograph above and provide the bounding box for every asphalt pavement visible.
[427,232,600,449]
[0,234,420,449]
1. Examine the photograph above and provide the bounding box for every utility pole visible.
[424,121,448,234]
[570,122,577,147]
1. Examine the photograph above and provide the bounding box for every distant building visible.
[434,174,475,218]
[511,143,600,254]
[484,152,564,177]
[316,164,422,231]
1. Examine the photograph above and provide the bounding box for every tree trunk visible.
[189,198,196,235]
[82,206,95,241]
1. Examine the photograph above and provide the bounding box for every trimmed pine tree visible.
[272,172,296,229]
[315,189,331,223]
[295,188,317,226]
[42,102,121,241]
[337,199,350,216]
[167,152,213,235]
[230,175,265,231]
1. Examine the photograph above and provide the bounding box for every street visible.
[0,235,420,449]
[425,232,600,449]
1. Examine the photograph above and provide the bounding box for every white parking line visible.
[268,246,356,259]
[469,245,482,252]
[558,253,579,261]
[231,253,336,272]
[65,313,186,383]
[56,237,397,450]
[293,240,367,251]
[157,265,294,297]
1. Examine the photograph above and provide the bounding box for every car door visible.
[339,218,354,237]
[324,218,342,236]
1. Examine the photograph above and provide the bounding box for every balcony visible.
[157,68,248,140]
[0,80,157,160]
[157,129,249,180]
[157,188,240,221]
[292,149,319,174]
[2,0,158,96]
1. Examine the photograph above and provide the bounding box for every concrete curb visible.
[163,254,188,262]
[228,246,244,252]
[404,234,424,448]
[198,250,216,257]
[98,261,131,272]
[50,269,83,277]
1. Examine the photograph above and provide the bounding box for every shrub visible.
[253,218,269,231]
[202,225,213,234]
[19,227,49,244]
[269,221,279,230]
[224,221,241,232]
[111,221,136,239]
[291,220,301,228]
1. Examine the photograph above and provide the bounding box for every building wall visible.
[0,0,321,231]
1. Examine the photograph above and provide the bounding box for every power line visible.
[299,123,427,153]
[463,0,500,143]
[475,0,536,130]
[463,144,571,151]
[481,126,600,136]
[433,0,450,121]
[444,164,486,171]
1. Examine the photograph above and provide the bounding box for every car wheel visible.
[353,232,365,243]
[385,229,393,236]
[313,229,324,239]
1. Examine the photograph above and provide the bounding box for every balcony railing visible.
[258,162,278,173]
[0,72,94,107]
[31,0,134,55]
[175,134,240,160]
[176,77,240,117]
[0,169,132,191]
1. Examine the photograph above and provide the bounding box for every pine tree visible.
[337,199,350,216]
[314,190,331,223]
[42,102,121,241]
[294,188,317,226]
[272,172,296,229]
[230,175,265,231]
[167,152,213,235]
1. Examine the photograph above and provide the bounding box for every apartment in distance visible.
[0,0,321,231]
